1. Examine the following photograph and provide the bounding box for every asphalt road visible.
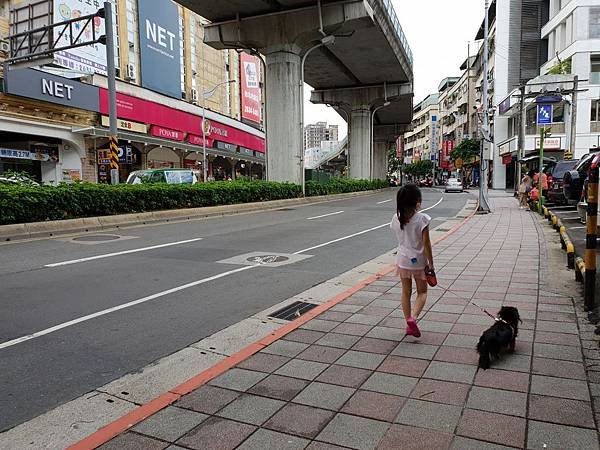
[0,188,471,432]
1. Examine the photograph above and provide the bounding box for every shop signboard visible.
[216,141,237,152]
[535,137,561,150]
[502,154,513,165]
[240,52,262,124]
[150,126,184,141]
[431,115,437,154]
[101,116,147,133]
[138,0,182,99]
[396,136,404,158]
[0,148,30,159]
[5,69,100,111]
[99,89,266,153]
[53,0,107,74]
[188,134,214,147]
[30,145,59,162]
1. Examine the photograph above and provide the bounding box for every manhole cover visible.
[269,301,318,321]
[73,235,121,242]
[247,255,290,264]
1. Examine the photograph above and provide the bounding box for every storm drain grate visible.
[277,208,296,211]
[269,301,318,321]
[73,235,121,242]
[436,228,451,232]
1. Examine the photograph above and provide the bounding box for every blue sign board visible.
[138,0,182,99]
[537,104,553,125]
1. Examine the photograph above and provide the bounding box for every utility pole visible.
[479,0,492,213]
[516,84,526,192]
[104,1,119,185]
[568,75,579,160]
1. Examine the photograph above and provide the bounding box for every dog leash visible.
[433,282,499,322]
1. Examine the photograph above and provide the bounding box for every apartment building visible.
[0,0,266,184]
[403,94,439,164]
[304,121,339,150]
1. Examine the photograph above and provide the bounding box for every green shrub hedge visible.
[0,179,387,225]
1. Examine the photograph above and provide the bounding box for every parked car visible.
[126,169,198,185]
[546,159,579,205]
[577,153,600,226]
[563,152,599,205]
[445,178,463,193]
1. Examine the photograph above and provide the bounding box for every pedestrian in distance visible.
[390,184,434,338]
[518,172,532,210]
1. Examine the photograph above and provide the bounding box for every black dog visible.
[476,306,522,370]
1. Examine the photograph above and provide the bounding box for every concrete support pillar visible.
[265,49,302,185]
[349,106,371,180]
[372,140,389,180]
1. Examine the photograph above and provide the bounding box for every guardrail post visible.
[585,162,598,310]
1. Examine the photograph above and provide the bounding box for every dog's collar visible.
[495,317,516,335]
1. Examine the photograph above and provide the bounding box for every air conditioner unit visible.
[0,41,9,53]
[192,88,199,104]
[126,63,136,81]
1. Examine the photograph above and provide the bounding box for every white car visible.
[445,178,463,193]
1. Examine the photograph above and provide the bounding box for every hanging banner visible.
[240,52,262,124]
[53,0,107,74]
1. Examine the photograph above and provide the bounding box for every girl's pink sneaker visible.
[406,317,421,338]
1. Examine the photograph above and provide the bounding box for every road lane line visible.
[306,211,344,220]
[294,197,444,254]
[377,199,392,204]
[0,265,256,350]
[44,238,204,267]
[3,197,446,349]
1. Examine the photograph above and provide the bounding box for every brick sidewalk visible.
[97,196,599,450]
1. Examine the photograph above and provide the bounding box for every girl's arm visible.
[423,225,434,269]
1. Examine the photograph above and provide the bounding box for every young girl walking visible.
[390,184,434,338]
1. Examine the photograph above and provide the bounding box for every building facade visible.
[403,94,439,164]
[0,0,266,184]
[303,121,339,150]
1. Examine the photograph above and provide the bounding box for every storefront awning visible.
[72,126,266,165]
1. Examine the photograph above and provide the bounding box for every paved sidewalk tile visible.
[362,372,418,396]
[352,337,398,354]
[450,436,515,450]
[292,381,355,411]
[530,374,590,401]
[528,394,595,428]
[132,407,207,442]
[473,368,529,392]
[275,359,329,380]
[316,364,372,388]
[341,390,406,422]
[248,374,309,401]
[526,420,600,450]
[317,413,390,450]
[98,432,169,450]
[216,394,285,426]
[424,361,477,384]
[237,429,309,450]
[264,403,335,439]
[377,424,453,450]
[208,368,267,392]
[456,409,526,448]
[377,355,430,378]
[531,357,587,380]
[395,399,462,433]
[466,386,527,417]
[176,416,256,450]
[297,345,346,364]
[409,379,470,406]
[392,342,439,360]
[236,353,290,373]
[176,386,240,414]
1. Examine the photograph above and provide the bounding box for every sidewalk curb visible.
[67,199,478,450]
[0,189,389,242]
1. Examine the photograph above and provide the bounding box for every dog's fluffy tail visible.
[477,336,491,370]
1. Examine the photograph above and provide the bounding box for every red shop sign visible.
[99,89,265,153]
[502,154,513,165]
[188,134,214,147]
[150,126,184,141]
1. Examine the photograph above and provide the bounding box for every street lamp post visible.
[202,80,236,182]
[300,35,335,195]
[370,101,391,180]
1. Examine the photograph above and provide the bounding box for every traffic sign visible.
[537,104,552,125]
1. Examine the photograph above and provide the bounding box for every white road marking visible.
[570,226,586,230]
[44,238,204,267]
[294,197,444,255]
[306,211,344,220]
[2,196,447,349]
[557,216,581,220]
[377,199,392,204]
[0,265,256,350]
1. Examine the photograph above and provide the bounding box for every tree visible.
[387,146,402,176]
[450,139,480,165]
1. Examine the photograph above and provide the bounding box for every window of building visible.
[189,17,197,91]
[126,0,138,75]
[111,0,121,78]
[591,55,600,84]
[553,104,565,123]
[590,7,600,39]
[591,100,600,122]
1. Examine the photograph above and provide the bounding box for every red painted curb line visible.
[68,203,478,449]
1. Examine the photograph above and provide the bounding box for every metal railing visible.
[306,136,348,169]
[379,0,413,64]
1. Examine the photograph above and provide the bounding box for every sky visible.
[303,0,485,139]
